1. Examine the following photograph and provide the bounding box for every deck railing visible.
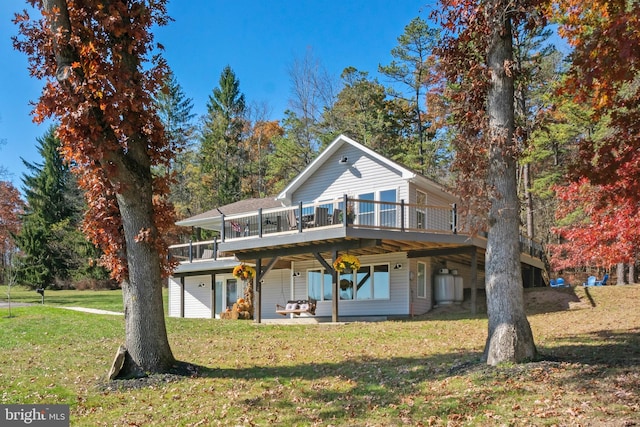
[168,195,545,263]
[219,196,460,241]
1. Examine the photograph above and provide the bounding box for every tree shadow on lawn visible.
[189,329,639,424]
[100,329,640,424]
[193,350,490,422]
[539,328,640,367]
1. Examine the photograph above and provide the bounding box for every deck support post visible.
[254,258,262,324]
[470,248,478,315]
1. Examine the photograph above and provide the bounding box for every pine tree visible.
[154,71,196,218]
[15,127,108,288]
[199,66,247,207]
[379,17,441,175]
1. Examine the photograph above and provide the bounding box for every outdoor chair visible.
[583,273,609,286]
[314,207,329,227]
[287,209,298,230]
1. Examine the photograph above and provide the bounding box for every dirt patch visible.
[97,361,200,392]
[428,286,588,317]
[523,287,587,314]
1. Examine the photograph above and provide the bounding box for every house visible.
[167,134,546,321]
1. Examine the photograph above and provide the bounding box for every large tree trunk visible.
[41,0,175,376]
[484,6,536,365]
[117,180,175,376]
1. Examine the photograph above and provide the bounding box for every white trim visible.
[417,261,427,299]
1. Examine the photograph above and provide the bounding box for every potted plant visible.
[233,264,256,282]
[333,254,361,273]
[338,202,356,224]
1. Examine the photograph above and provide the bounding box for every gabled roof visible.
[276,134,452,203]
[176,197,283,229]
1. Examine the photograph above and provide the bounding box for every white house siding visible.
[183,275,212,318]
[168,276,181,317]
[288,252,410,318]
[260,269,293,320]
[292,146,409,204]
[409,257,434,315]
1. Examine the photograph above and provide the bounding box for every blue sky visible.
[0,0,432,187]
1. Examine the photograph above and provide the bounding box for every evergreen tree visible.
[154,71,196,218]
[320,67,406,159]
[266,110,318,194]
[379,17,441,175]
[199,66,247,207]
[15,127,108,288]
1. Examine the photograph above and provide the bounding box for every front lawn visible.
[1,285,638,426]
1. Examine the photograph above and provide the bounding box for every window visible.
[339,271,354,300]
[356,189,397,227]
[308,269,334,301]
[226,279,237,309]
[357,192,375,225]
[417,262,427,298]
[416,190,427,229]
[308,264,390,301]
[355,264,390,299]
[379,189,397,227]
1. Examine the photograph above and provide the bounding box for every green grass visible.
[5,286,126,312]
[1,285,639,426]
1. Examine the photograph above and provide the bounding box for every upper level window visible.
[357,192,375,226]
[416,190,427,229]
[379,189,397,227]
[356,189,397,227]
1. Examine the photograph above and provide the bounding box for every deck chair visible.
[550,277,567,287]
[275,298,317,316]
[287,209,298,230]
[201,249,214,259]
[314,207,329,226]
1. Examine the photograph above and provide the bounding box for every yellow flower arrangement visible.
[233,264,256,281]
[333,254,361,273]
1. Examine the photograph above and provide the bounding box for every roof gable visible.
[276,134,449,203]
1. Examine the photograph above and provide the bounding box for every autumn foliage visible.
[13,0,178,281]
[556,0,640,191]
[0,181,24,266]
[550,178,640,270]
[549,0,640,269]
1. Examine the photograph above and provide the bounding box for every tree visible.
[15,0,177,375]
[551,177,640,270]
[512,24,561,239]
[320,67,406,159]
[379,17,441,175]
[0,181,24,287]
[199,65,247,207]
[266,110,318,193]
[154,71,196,218]
[15,126,108,289]
[435,0,538,365]
[242,108,282,198]
[549,0,640,270]
[555,0,640,193]
[287,48,336,151]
